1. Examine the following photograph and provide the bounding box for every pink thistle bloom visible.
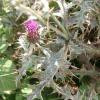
[23,19,40,42]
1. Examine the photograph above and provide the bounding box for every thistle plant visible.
[11,0,100,100]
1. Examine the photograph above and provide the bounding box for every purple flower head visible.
[23,19,40,42]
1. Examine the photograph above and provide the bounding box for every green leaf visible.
[49,1,59,10]
[21,88,32,94]
[0,58,16,92]
[0,42,8,53]
[16,94,25,100]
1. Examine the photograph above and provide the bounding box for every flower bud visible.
[23,19,40,43]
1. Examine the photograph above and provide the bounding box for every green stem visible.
[50,13,68,37]
[0,72,17,77]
